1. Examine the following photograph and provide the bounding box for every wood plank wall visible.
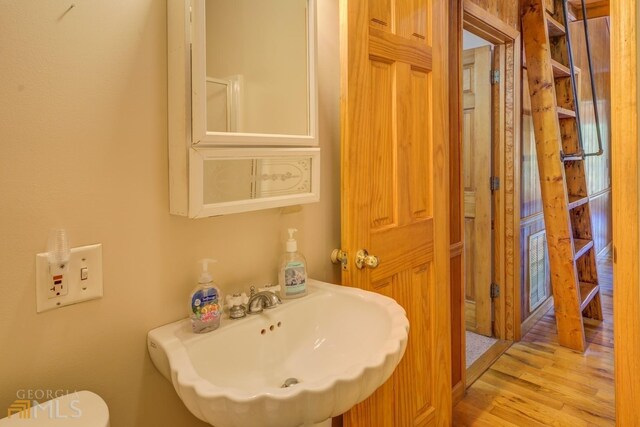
[573,18,612,254]
[520,70,550,323]
[520,17,612,322]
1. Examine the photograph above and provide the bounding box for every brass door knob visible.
[355,249,379,270]
[330,249,349,269]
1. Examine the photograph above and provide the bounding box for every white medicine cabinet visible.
[168,0,320,218]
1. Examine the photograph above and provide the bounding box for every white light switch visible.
[36,244,103,313]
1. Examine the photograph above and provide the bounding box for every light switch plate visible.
[35,243,103,313]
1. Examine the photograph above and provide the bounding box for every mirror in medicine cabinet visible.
[204,0,310,136]
[168,0,320,218]
[192,0,318,145]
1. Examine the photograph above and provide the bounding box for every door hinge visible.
[490,282,500,299]
[491,70,500,85]
[490,176,500,192]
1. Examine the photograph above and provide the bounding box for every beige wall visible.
[0,1,340,426]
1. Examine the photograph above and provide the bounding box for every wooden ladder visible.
[521,0,603,352]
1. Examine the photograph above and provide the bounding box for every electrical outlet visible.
[47,275,69,299]
[46,263,69,299]
[36,244,103,313]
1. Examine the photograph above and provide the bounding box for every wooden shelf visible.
[557,107,576,118]
[579,282,600,311]
[551,59,571,78]
[568,195,589,209]
[546,13,566,37]
[574,238,594,260]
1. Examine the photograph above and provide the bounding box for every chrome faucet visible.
[247,291,282,314]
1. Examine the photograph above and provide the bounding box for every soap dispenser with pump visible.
[189,259,223,333]
[278,228,308,299]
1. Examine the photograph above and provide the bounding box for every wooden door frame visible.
[451,0,522,404]
[611,1,639,424]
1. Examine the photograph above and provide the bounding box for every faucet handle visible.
[229,304,247,319]
[225,293,240,306]
[249,286,256,297]
[226,293,248,320]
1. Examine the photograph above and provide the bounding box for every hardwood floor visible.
[453,253,614,426]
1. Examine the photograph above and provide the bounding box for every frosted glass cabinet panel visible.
[167,0,320,217]
[191,148,320,217]
[203,157,313,204]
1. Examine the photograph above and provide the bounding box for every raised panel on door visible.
[341,0,450,424]
[392,264,435,426]
[369,60,395,229]
[463,46,493,337]
[345,276,395,426]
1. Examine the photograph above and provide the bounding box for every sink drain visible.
[281,378,300,388]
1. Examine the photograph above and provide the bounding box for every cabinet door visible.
[167,0,321,217]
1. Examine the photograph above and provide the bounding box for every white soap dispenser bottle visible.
[278,228,308,299]
[189,259,223,333]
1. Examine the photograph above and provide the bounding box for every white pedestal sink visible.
[148,279,409,427]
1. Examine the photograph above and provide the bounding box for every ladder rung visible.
[557,107,576,118]
[551,59,571,78]
[563,154,583,162]
[574,238,594,259]
[568,195,589,209]
[546,13,566,37]
[579,282,600,311]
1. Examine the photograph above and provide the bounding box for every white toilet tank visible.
[0,391,109,426]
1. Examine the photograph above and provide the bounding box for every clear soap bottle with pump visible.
[189,259,223,333]
[278,228,308,299]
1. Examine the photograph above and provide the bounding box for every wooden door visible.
[462,47,493,337]
[340,0,451,425]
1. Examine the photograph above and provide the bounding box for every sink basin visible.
[147,279,409,427]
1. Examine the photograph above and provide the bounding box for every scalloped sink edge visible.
[148,279,409,427]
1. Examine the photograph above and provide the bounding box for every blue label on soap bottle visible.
[191,288,220,322]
